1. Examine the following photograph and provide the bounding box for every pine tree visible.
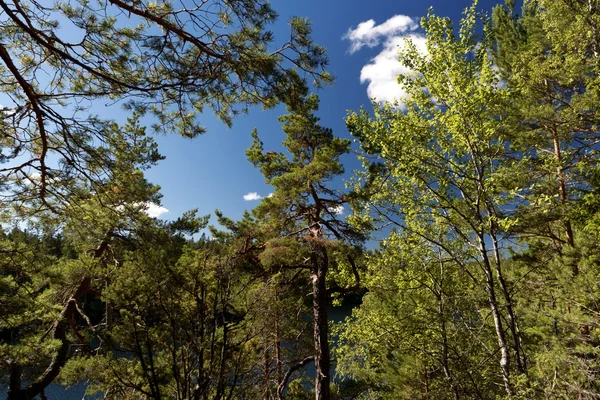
[1,116,165,399]
[247,93,362,400]
[490,1,600,396]
[0,0,330,217]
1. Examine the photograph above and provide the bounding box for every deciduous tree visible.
[345,6,524,396]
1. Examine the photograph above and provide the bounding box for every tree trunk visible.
[275,288,283,388]
[438,295,460,400]
[478,236,513,397]
[263,344,271,400]
[193,284,207,400]
[311,249,331,400]
[490,227,526,375]
[434,253,460,400]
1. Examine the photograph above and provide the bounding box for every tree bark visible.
[263,343,271,400]
[436,278,460,400]
[490,229,526,375]
[311,248,331,400]
[478,236,513,398]
[277,356,314,400]
[275,287,283,388]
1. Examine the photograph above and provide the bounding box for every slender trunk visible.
[215,319,228,400]
[275,288,283,388]
[543,78,576,269]
[490,229,526,375]
[311,248,331,400]
[194,284,207,400]
[181,346,189,399]
[478,236,513,397]
[438,295,460,400]
[215,280,230,400]
[435,254,460,400]
[551,296,559,335]
[263,344,271,400]
[469,146,512,395]
[160,291,182,399]
[423,356,429,395]
[143,327,162,400]
[206,282,220,400]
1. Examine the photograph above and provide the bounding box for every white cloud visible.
[361,34,427,106]
[0,106,17,117]
[243,192,263,201]
[26,172,58,185]
[328,205,344,215]
[243,192,274,201]
[345,15,427,106]
[143,202,169,218]
[114,202,169,218]
[344,15,418,54]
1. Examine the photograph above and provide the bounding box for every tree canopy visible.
[0,0,330,217]
[3,0,600,399]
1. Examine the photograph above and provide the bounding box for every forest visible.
[1,0,600,398]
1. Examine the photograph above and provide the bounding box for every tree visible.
[0,1,331,397]
[345,6,525,396]
[489,1,600,396]
[335,232,497,399]
[491,0,600,268]
[57,211,277,400]
[210,210,317,400]
[0,0,330,217]
[247,93,362,400]
[1,114,166,400]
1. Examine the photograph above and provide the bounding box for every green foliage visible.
[247,93,363,399]
[5,0,600,398]
[0,0,330,219]
[0,1,334,398]
[337,1,600,399]
[335,231,497,399]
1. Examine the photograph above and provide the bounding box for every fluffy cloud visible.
[344,15,418,54]
[327,205,344,215]
[114,202,169,218]
[243,192,263,201]
[0,105,17,116]
[345,15,426,106]
[27,172,58,185]
[243,192,274,201]
[143,202,169,218]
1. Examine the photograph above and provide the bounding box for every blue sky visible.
[130,0,504,222]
